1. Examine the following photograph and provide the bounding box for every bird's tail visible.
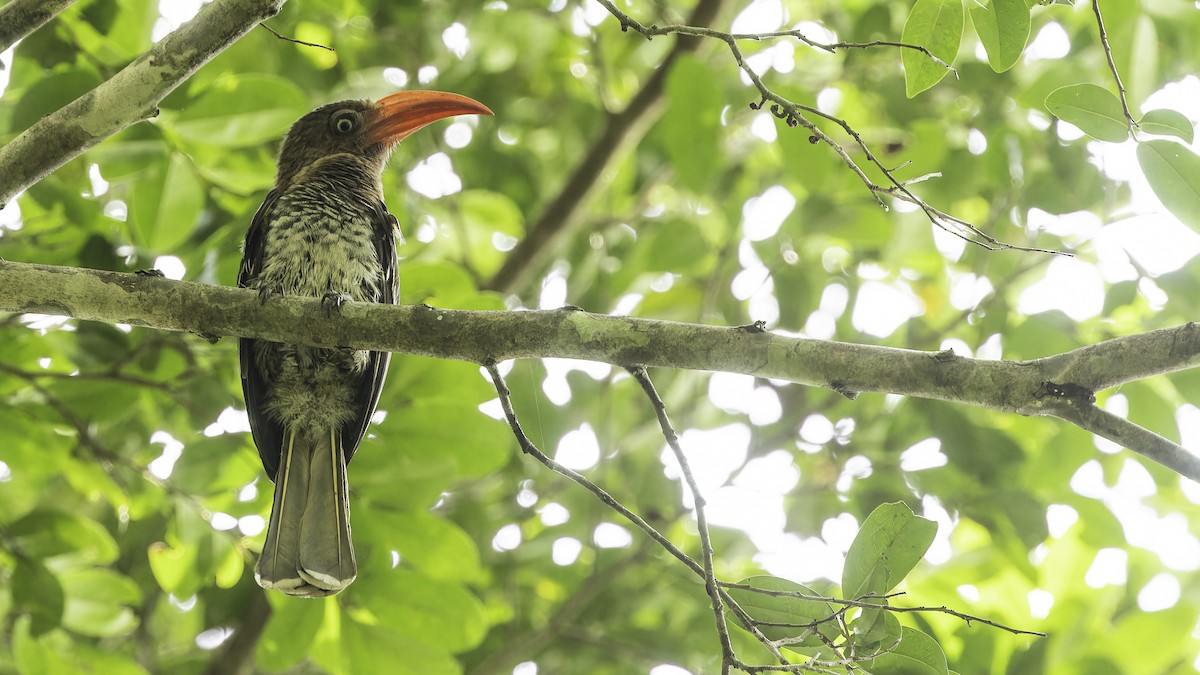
[255,426,356,597]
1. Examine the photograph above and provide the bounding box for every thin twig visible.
[483,361,706,577]
[1091,0,1137,128]
[258,21,334,51]
[720,583,1047,638]
[626,366,736,673]
[482,361,798,670]
[486,361,1042,671]
[595,0,1064,255]
[0,360,174,391]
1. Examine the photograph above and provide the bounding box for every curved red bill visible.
[367,90,493,146]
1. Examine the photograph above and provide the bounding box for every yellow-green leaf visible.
[902,0,963,97]
[1045,84,1130,142]
[1137,140,1200,229]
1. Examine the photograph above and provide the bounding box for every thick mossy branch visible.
[2,260,1199,479]
[0,0,287,206]
[0,0,79,53]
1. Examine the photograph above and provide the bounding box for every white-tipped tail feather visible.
[255,426,356,597]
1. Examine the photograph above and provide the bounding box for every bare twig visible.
[595,0,1064,255]
[1091,0,1138,128]
[258,22,334,51]
[626,366,737,673]
[720,584,1047,638]
[483,362,799,670]
[483,362,707,577]
[0,360,174,391]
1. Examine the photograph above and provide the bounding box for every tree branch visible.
[0,0,287,206]
[3,260,1199,479]
[1045,396,1200,479]
[0,0,78,54]
[483,0,727,295]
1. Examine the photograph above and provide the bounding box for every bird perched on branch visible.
[239,90,492,597]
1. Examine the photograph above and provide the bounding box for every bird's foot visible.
[135,268,165,277]
[245,278,283,304]
[322,291,352,317]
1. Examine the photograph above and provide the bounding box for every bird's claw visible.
[135,268,165,277]
[245,278,282,305]
[322,291,352,317]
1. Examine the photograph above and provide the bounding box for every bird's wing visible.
[340,201,399,464]
[239,190,286,478]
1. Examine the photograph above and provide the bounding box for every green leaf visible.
[1137,140,1200,229]
[853,607,902,650]
[1139,109,1195,143]
[970,0,1030,72]
[391,401,508,478]
[340,616,461,675]
[726,576,841,647]
[842,502,936,598]
[862,626,950,675]
[147,541,193,594]
[1044,84,1130,142]
[129,152,205,251]
[12,559,65,636]
[358,509,483,582]
[400,261,480,306]
[353,568,487,652]
[213,536,245,589]
[9,510,119,564]
[901,0,963,97]
[459,189,526,277]
[171,74,309,148]
[59,568,141,637]
[12,616,76,674]
[639,219,715,275]
[256,595,325,671]
[659,54,723,191]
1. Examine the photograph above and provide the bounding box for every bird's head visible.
[273,90,493,189]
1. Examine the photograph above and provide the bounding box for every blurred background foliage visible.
[2,0,1200,673]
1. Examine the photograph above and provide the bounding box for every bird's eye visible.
[330,111,360,135]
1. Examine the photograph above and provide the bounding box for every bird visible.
[238,90,493,597]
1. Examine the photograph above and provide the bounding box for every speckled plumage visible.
[239,102,399,598]
[239,91,491,598]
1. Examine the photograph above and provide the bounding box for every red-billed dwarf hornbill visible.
[239,91,492,597]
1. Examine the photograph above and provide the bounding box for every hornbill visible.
[239,91,492,597]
